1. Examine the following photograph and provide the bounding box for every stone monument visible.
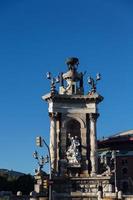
[42,57,113,199]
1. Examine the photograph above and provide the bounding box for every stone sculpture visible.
[66,134,81,167]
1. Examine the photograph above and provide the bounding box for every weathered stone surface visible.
[41,58,114,199]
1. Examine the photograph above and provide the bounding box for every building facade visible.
[98,130,133,194]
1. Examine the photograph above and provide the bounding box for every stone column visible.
[59,127,67,176]
[89,113,99,176]
[81,128,89,176]
[49,113,57,171]
[56,114,60,172]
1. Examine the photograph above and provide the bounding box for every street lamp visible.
[33,150,49,173]
[111,150,119,193]
[46,72,60,95]
[35,136,52,200]
[88,73,101,93]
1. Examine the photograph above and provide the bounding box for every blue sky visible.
[0,0,133,174]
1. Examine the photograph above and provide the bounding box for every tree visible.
[14,174,34,195]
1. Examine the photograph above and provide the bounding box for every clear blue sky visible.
[0,0,133,174]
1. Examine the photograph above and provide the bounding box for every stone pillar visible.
[109,184,113,192]
[56,114,60,172]
[49,113,57,171]
[118,191,123,199]
[17,191,22,196]
[59,127,67,176]
[30,191,38,200]
[30,198,38,200]
[89,113,99,176]
[97,191,102,200]
[81,128,89,176]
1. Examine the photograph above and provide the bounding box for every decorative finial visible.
[88,73,101,93]
[46,72,60,95]
[65,57,79,70]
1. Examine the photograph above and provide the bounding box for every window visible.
[122,159,128,165]
[122,181,129,193]
[122,167,128,175]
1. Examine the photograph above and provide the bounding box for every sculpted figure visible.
[66,134,81,166]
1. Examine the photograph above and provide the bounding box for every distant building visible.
[98,129,133,194]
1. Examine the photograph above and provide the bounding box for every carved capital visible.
[89,113,99,122]
[56,112,61,120]
[49,112,58,120]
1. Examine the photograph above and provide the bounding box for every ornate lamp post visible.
[88,73,101,93]
[35,136,52,200]
[46,72,60,95]
[111,150,119,193]
[33,150,49,173]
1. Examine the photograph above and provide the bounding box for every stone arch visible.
[62,116,85,129]
[62,117,84,155]
[66,118,81,138]
[60,116,88,175]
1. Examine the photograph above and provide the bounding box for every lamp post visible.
[46,72,60,95]
[88,73,101,93]
[111,150,118,193]
[33,150,49,173]
[35,136,52,200]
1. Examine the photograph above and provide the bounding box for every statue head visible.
[65,57,79,70]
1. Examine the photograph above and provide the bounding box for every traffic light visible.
[36,136,43,147]
[43,179,48,189]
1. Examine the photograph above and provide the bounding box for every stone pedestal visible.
[52,176,112,200]
[34,173,48,196]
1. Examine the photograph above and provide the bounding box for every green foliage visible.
[0,174,34,195]
[0,176,8,191]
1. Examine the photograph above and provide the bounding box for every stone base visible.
[52,175,113,199]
